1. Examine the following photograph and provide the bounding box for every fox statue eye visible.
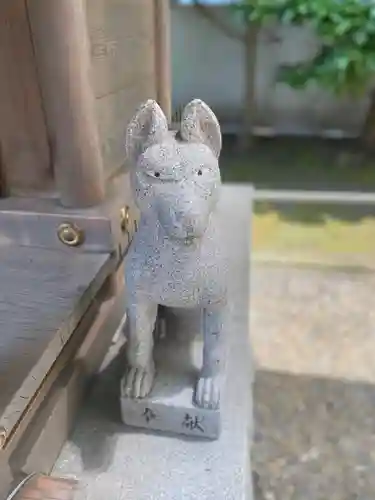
[144,170,161,179]
[197,169,203,176]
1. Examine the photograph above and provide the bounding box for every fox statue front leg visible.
[122,297,158,399]
[194,302,224,410]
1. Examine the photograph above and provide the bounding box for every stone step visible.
[52,186,255,500]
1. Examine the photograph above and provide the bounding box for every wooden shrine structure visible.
[0,0,171,496]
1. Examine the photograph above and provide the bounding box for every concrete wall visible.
[171,5,370,137]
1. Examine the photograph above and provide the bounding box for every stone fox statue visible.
[122,99,227,410]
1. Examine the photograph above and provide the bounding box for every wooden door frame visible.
[154,0,172,123]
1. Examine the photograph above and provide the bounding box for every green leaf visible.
[354,31,368,46]
[281,8,296,23]
[235,0,375,98]
[335,20,352,36]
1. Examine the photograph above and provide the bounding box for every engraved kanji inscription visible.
[143,407,156,423]
[182,413,204,433]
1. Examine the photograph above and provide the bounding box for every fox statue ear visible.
[180,99,222,158]
[126,100,169,165]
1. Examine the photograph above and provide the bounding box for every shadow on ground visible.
[251,263,375,499]
[253,369,375,500]
[66,309,206,473]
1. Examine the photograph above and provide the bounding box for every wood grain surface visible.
[0,0,51,193]
[88,0,157,177]
[0,171,136,254]
[154,0,172,122]
[0,247,113,438]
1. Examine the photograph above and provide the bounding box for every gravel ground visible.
[251,263,375,500]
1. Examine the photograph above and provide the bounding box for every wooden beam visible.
[27,0,105,208]
[154,0,172,123]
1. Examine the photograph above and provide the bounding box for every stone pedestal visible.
[120,309,222,439]
[53,186,254,500]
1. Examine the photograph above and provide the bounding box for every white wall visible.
[171,6,370,137]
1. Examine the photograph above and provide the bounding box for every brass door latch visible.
[120,206,139,247]
[0,426,6,450]
[120,206,130,233]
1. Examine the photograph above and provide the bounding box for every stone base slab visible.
[120,328,221,439]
